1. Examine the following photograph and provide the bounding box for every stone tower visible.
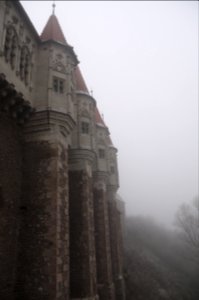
[0,1,125,299]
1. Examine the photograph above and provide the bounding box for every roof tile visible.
[74,66,89,93]
[95,107,106,127]
[40,14,67,45]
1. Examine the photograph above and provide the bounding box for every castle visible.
[0,1,125,299]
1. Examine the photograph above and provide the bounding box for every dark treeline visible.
[124,215,199,300]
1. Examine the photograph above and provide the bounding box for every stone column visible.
[107,186,126,300]
[15,111,73,300]
[68,149,98,300]
[93,172,115,300]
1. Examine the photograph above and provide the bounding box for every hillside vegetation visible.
[124,216,198,300]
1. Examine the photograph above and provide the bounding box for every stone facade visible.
[0,1,125,299]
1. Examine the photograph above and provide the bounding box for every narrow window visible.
[99,148,105,159]
[53,77,64,94]
[53,78,58,92]
[10,35,17,69]
[19,46,30,84]
[59,80,64,93]
[4,27,12,62]
[24,51,30,84]
[4,26,18,69]
[81,122,89,134]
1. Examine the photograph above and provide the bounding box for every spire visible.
[74,66,89,93]
[40,8,67,45]
[52,1,56,15]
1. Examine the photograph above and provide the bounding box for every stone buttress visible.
[107,142,126,300]
[69,67,98,299]
[93,109,115,300]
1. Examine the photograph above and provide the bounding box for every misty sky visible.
[21,1,198,227]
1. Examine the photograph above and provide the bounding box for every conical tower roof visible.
[74,66,89,93]
[40,13,67,45]
[73,65,107,129]
[95,107,106,127]
[95,108,116,147]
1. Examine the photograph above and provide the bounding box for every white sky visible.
[21,1,198,227]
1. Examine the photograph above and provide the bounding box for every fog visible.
[21,1,198,227]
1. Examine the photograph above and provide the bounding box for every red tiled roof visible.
[40,14,67,45]
[95,107,106,127]
[74,67,107,128]
[74,66,89,93]
[95,109,115,146]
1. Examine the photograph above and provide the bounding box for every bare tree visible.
[175,197,199,259]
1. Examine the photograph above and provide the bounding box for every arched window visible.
[19,46,30,85]
[4,26,18,69]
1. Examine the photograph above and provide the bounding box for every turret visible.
[71,66,96,150]
[107,135,119,189]
[68,65,98,299]
[34,9,78,122]
[95,107,110,174]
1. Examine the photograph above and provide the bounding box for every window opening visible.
[59,80,64,93]
[53,77,64,94]
[81,122,89,134]
[19,46,30,84]
[99,148,105,159]
[4,26,18,69]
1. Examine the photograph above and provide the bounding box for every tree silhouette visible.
[175,196,199,259]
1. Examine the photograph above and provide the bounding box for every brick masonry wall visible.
[0,113,125,300]
[114,209,126,300]
[93,187,115,300]
[15,140,57,300]
[56,143,70,300]
[0,112,23,300]
[15,139,70,300]
[69,170,97,299]
[107,190,126,300]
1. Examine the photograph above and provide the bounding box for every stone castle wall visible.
[0,111,125,300]
[0,1,126,300]
[0,112,23,300]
